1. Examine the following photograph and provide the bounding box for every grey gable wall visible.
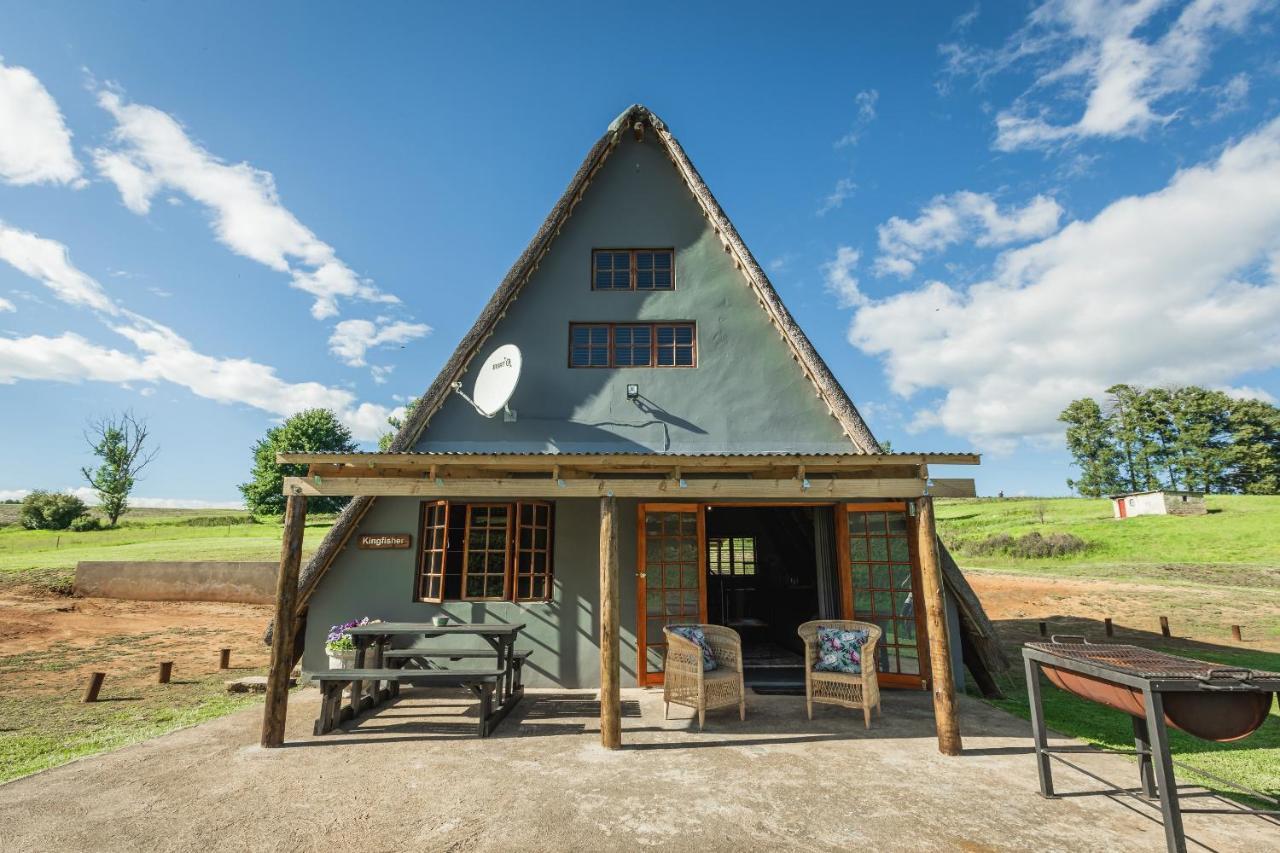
[414,132,852,453]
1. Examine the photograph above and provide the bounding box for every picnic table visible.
[304,622,529,738]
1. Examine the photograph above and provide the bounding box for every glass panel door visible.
[841,503,930,689]
[636,504,705,686]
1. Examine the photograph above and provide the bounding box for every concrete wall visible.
[75,561,277,604]
[1113,491,1207,518]
[414,131,851,454]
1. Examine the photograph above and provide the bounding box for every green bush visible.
[173,514,257,527]
[68,514,104,532]
[961,531,1090,559]
[19,491,90,531]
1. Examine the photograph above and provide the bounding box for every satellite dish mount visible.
[451,343,522,423]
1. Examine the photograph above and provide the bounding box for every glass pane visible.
[647,590,661,611]
[662,541,678,561]
[888,537,909,562]
[886,512,908,534]
[679,515,696,535]
[847,512,867,535]
[663,565,680,587]
[895,591,914,618]
[892,564,912,589]
[854,590,873,613]
[675,348,693,366]
[899,646,920,675]
[851,564,869,588]
[465,576,484,597]
[485,577,505,597]
[680,564,699,588]
[880,621,897,645]
[646,568,660,588]
[873,592,893,615]
[866,512,886,532]
[849,537,868,561]
[871,564,891,589]
[677,539,696,561]
[869,538,888,561]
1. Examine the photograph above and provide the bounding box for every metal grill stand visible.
[1023,639,1280,853]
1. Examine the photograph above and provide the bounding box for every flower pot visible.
[327,649,356,670]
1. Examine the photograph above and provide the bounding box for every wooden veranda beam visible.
[916,496,962,756]
[277,451,982,468]
[261,492,306,748]
[282,476,976,500]
[599,495,622,749]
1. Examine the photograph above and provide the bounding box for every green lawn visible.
[984,645,1280,805]
[937,495,1280,582]
[0,509,335,573]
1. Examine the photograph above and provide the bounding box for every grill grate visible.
[1025,641,1280,681]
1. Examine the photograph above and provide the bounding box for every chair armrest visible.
[704,634,741,670]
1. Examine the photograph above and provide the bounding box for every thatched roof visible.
[271,105,1006,685]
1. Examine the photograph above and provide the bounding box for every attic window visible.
[592,249,674,291]
[569,322,696,368]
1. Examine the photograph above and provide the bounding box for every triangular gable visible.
[293,104,881,609]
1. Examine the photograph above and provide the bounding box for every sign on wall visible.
[357,534,412,550]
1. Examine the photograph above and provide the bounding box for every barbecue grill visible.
[1023,638,1280,853]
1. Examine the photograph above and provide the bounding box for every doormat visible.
[751,683,805,696]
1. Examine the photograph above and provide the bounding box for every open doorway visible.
[704,505,841,685]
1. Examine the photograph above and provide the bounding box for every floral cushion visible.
[813,626,869,674]
[668,625,717,671]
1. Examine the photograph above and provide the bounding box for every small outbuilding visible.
[1110,490,1207,519]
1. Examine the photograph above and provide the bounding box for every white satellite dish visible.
[451,344,521,421]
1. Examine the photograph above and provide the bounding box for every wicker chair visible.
[798,620,882,728]
[662,625,746,730]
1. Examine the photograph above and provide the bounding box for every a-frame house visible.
[262,105,1005,752]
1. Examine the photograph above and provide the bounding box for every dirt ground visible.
[968,569,1280,652]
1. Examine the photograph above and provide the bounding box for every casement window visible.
[709,536,756,576]
[569,322,696,368]
[592,249,674,291]
[416,500,554,603]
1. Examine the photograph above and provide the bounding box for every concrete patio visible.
[2,687,1274,852]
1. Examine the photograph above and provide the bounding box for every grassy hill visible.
[0,508,334,575]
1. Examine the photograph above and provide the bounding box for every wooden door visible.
[837,502,931,689]
[636,503,706,686]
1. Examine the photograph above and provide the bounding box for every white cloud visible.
[847,115,1280,448]
[1210,71,1250,119]
[0,227,402,441]
[1218,384,1277,403]
[817,178,857,216]
[92,89,397,320]
[328,318,431,367]
[0,222,117,313]
[0,295,14,313]
[835,89,879,148]
[874,191,1063,277]
[943,0,1270,150]
[0,58,83,186]
[822,246,865,308]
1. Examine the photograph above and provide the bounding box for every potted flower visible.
[326,617,370,669]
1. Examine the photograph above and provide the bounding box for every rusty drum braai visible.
[1023,638,1279,853]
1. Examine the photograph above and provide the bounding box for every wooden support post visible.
[1038,621,1047,637]
[1159,616,1171,638]
[1231,625,1242,642]
[916,496,961,756]
[158,661,173,684]
[1104,618,1114,637]
[219,648,231,670]
[82,672,105,703]
[261,492,306,748]
[599,495,622,750]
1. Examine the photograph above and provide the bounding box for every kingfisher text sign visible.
[357,534,412,550]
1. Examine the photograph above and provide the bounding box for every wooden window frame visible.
[708,536,756,576]
[568,321,697,369]
[591,248,675,291]
[416,500,449,603]
[459,503,513,602]
[414,500,554,604]
[513,501,555,603]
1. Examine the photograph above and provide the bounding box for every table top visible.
[345,622,526,637]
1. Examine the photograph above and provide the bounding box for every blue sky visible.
[1,1,1278,505]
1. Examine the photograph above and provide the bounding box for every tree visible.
[81,411,157,527]
[240,409,357,515]
[1225,398,1280,495]
[20,490,89,530]
[1059,398,1122,497]
[378,396,422,452]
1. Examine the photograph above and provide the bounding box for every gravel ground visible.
[2,686,1275,852]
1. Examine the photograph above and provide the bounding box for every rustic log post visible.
[219,648,231,670]
[1159,616,1171,638]
[82,672,105,703]
[916,496,961,756]
[599,494,622,750]
[261,491,306,748]
[1104,618,1114,637]
[1231,625,1242,642]
[1038,621,1047,637]
[158,661,173,684]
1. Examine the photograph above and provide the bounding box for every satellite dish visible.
[451,344,521,421]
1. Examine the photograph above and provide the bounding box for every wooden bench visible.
[383,648,532,703]
[305,667,516,738]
